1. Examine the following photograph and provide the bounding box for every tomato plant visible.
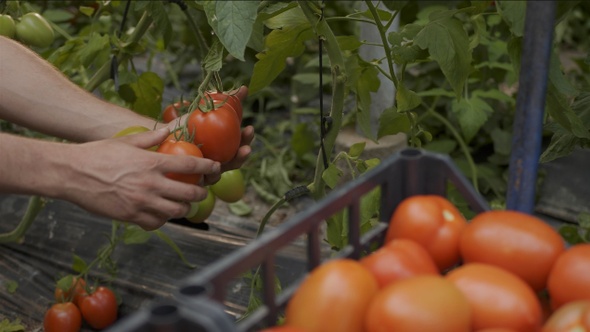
[385,195,467,271]
[210,169,245,203]
[54,276,87,307]
[547,244,590,310]
[360,238,439,289]
[186,188,216,223]
[0,14,16,38]
[365,275,471,332]
[542,300,590,332]
[162,100,191,124]
[156,139,203,185]
[15,12,54,48]
[187,104,241,164]
[285,259,378,332]
[79,286,118,330]
[460,210,566,292]
[43,302,82,332]
[446,263,543,332]
[200,91,243,122]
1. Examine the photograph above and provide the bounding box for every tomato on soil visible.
[285,259,378,332]
[446,263,543,332]
[44,302,82,332]
[360,238,439,289]
[365,275,471,332]
[460,210,565,292]
[210,169,245,203]
[156,139,203,185]
[162,100,191,123]
[385,195,467,271]
[542,300,590,332]
[79,286,118,330]
[547,244,590,310]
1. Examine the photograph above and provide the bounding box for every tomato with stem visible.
[79,286,118,330]
[162,100,191,124]
[43,302,82,332]
[200,91,243,121]
[54,275,87,307]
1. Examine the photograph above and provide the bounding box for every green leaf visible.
[490,128,512,155]
[250,7,313,93]
[346,55,380,141]
[79,6,96,17]
[337,35,363,51]
[417,88,455,98]
[5,279,18,294]
[326,212,346,250]
[228,201,253,216]
[577,212,590,229]
[204,0,258,61]
[559,225,584,245]
[257,1,298,22]
[383,0,408,12]
[203,37,225,72]
[147,2,173,49]
[415,17,472,98]
[497,0,526,37]
[291,123,316,159]
[122,225,153,245]
[540,132,580,163]
[0,318,25,332]
[72,255,88,274]
[120,72,164,119]
[396,83,422,112]
[507,37,522,75]
[322,163,343,190]
[348,142,366,159]
[545,84,590,139]
[378,107,411,139]
[472,89,514,103]
[79,33,110,67]
[153,230,196,269]
[451,96,493,142]
[549,48,578,98]
[424,139,457,154]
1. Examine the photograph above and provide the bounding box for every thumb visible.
[115,127,170,149]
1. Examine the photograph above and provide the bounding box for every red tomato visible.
[365,275,471,332]
[360,238,439,289]
[476,329,519,332]
[542,300,590,332]
[446,263,543,332]
[187,104,241,163]
[460,210,565,292]
[285,259,378,332]
[156,139,203,185]
[79,286,118,330]
[162,100,191,123]
[385,195,467,271]
[200,91,243,121]
[259,326,308,332]
[547,244,590,310]
[54,276,87,307]
[43,302,82,332]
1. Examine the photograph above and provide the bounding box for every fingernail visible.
[212,162,220,173]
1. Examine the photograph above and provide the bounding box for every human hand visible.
[59,128,220,230]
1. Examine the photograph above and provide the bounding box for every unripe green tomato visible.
[0,14,16,39]
[16,12,54,48]
[210,169,245,203]
[187,189,216,223]
[112,125,157,151]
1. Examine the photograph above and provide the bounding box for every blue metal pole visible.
[506,1,556,213]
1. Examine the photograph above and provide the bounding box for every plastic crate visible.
[106,148,490,332]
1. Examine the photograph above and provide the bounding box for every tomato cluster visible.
[0,12,54,48]
[44,276,118,332]
[265,195,590,332]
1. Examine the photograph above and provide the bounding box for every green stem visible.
[48,20,73,41]
[326,16,377,25]
[0,196,46,243]
[364,0,398,89]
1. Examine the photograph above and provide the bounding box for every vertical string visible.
[110,0,132,90]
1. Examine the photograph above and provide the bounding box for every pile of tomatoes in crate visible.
[262,195,590,332]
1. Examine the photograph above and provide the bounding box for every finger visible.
[240,125,255,147]
[157,154,221,176]
[203,172,222,186]
[129,212,168,231]
[154,177,209,203]
[230,85,248,101]
[146,197,192,221]
[114,127,170,149]
[221,145,251,172]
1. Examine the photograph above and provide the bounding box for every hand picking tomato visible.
[365,275,471,332]
[547,244,590,310]
[210,169,245,203]
[162,100,191,123]
[446,263,543,332]
[460,210,565,292]
[385,195,467,271]
[542,300,590,332]
[186,188,216,223]
[156,139,203,185]
[360,238,439,289]
[15,12,54,48]
[187,102,241,163]
[54,275,87,307]
[200,91,243,121]
[79,286,118,330]
[44,302,82,332]
[285,259,378,332]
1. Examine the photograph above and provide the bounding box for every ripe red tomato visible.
[285,259,378,332]
[79,286,118,330]
[476,329,519,332]
[542,300,590,332]
[162,100,191,123]
[43,302,82,332]
[259,326,308,332]
[187,104,241,163]
[385,195,467,271]
[460,210,565,292]
[156,139,203,185]
[210,169,245,203]
[547,244,590,310]
[200,91,243,121]
[360,238,439,289]
[365,275,471,332]
[446,263,543,332]
[54,276,87,307]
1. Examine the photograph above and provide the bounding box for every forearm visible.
[0,36,163,142]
